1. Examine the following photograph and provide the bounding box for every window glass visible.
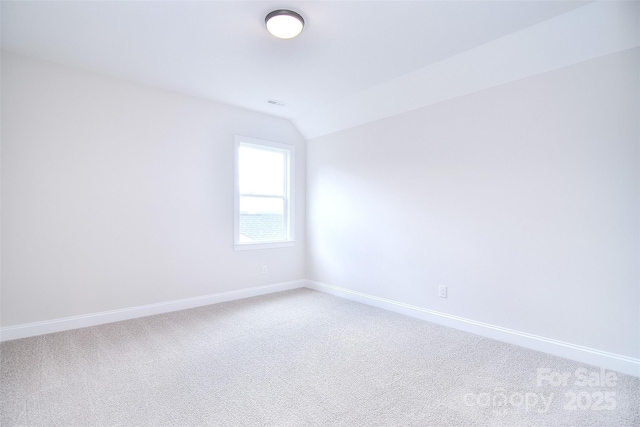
[238,146,285,196]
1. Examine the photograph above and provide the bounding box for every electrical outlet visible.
[261,265,268,275]
[438,285,447,298]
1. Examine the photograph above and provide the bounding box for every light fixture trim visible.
[265,9,305,39]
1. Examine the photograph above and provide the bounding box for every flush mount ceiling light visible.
[265,9,304,39]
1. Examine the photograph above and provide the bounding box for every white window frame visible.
[234,135,295,251]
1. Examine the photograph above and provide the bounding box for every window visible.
[234,136,295,250]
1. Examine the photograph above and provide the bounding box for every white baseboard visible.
[0,280,306,342]
[3,278,637,378]
[306,280,640,378]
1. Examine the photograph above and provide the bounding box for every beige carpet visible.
[1,288,639,426]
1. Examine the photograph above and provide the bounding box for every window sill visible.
[234,241,295,251]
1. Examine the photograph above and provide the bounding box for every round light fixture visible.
[265,9,304,39]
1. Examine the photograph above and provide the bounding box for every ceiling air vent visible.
[267,99,286,107]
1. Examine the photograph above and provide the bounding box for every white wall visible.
[307,48,639,360]
[1,51,305,327]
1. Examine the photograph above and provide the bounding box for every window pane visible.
[239,196,285,242]
[238,146,285,196]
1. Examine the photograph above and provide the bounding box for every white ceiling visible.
[2,1,638,139]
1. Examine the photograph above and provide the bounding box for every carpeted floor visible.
[1,288,638,426]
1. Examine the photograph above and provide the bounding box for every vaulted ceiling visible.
[2,1,638,139]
